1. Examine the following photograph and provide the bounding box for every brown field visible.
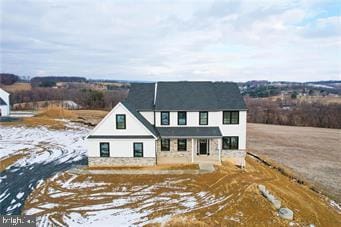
[268,95,341,104]
[0,82,32,92]
[24,157,341,226]
[0,107,109,130]
[297,95,341,104]
[71,109,109,125]
[247,123,341,203]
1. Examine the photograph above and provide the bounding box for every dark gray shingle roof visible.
[155,81,246,110]
[157,127,222,138]
[124,83,155,111]
[121,101,158,137]
[0,97,7,105]
[125,81,246,111]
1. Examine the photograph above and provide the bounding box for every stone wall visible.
[88,157,156,167]
[157,138,223,164]
[208,139,219,156]
[156,139,192,164]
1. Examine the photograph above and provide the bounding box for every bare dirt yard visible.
[0,107,108,130]
[247,123,341,203]
[23,157,341,226]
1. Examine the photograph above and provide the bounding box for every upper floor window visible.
[161,139,170,151]
[222,136,239,150]
[133,143,143,157]
[178,111,187,125]
[223,111,239,124]
[116,114,126,129]
[199,111,208,125]
[161,111,170,125]
[100,142,110,157]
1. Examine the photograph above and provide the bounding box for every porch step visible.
[199,163,215,172]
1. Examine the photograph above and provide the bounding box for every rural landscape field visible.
[1,105,340,226]
[248,123,341,203]
[1,77,341,226]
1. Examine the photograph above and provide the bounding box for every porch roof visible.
[156,127,222,138]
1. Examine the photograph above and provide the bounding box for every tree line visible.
[246,97,341,129]
[11,88,128,110]
[0,74,20,85]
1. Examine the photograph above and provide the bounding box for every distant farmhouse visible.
[0,88,10,116]
[86,81,247,167]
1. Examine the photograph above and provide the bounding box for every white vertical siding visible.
[155,110,247,149]
[140,111,154,125]
[91,103,153,136]
[0,106,9,116]
[87,139,156,157]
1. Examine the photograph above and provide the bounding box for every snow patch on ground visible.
[330,200,341,213]
[0,123,89,168]
[16,192,25,199]
[0,122,90,215]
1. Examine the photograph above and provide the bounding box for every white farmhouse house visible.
[86,81,247,166]
[0,88,10,117]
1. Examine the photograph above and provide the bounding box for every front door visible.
[199,139,208,155]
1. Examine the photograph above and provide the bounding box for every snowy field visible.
[0,122,88,161]
[0,122,90,214]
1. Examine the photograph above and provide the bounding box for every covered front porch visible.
[156,127,223,165]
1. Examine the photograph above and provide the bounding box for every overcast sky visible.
[0,0,340,82]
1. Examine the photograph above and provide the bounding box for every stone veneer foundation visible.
[88,139,246,167]
[88,157,156,167]
[156,138,225,164]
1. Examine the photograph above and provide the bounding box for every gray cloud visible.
[0,0,340,81]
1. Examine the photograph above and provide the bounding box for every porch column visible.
[218,138,222,163]
[191,138,194,163]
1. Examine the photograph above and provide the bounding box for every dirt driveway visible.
[247,123,341,203]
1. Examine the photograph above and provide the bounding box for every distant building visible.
[61,100,80,109]
[0,88,10,116]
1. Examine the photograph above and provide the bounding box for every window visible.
[178,111,187,125]
[199,111,208,125]
[223,111,239,124]
[161,139,170,151]
[222,137,239,150]
[177,139,187,151]
[116,114,126,129]
[99,142,110,157]
[161,111,170,125]
[133,143,143,157]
